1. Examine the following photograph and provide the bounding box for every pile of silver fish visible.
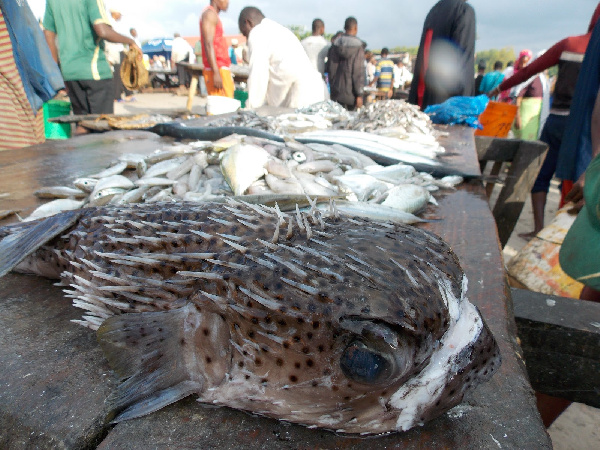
[204,100,440,140]
[204,110,274,132]
[26,134,462,223]
[347,100,434,135]
[0,199,501,434]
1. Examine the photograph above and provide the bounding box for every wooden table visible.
[147,67,179,89]
[0,128,551,448]
[179,62,250,111]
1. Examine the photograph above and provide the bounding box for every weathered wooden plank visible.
[474,136,548,247]
[0,129,551,448]
[0,130,171,224]
[512,287,600,407]
[493,140,547,246]
[0,274,115,449]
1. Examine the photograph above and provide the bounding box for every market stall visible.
[0,125,550,448]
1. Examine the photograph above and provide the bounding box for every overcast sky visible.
[27,0,599,55]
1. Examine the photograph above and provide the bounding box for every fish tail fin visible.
[0,210,83,277]
[97,304,207,423]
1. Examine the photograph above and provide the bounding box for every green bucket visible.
[234,89,248,108]
[43,99,72,139]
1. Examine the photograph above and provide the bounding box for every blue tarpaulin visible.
[425,95,489,129]
[142,38,173,59]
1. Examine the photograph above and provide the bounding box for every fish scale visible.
[0,200,500,435]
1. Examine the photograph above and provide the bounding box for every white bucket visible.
[206,96,241,115]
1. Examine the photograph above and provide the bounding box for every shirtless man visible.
[200,0,233,98]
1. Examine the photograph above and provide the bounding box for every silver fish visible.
[34,186,87,199]
[382,184,434,215]
[220,144,269,196]
[142,157,187,179]
[90,175,135,198]
[134,177,177,187]
[118,153,148,168]
[265,174,304,195]
[0,200,500,435]
[321,201,426,224]
[73,178,99,193]
[89,187,127,207]
[24,198,85,221]
[88,161,128,179]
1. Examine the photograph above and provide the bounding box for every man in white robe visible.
[238,7,327,109]
[301,18,330,78]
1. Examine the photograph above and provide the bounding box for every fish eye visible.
[292,151,307,163]
[340,340,393,385]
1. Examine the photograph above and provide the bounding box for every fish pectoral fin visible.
[108,381,201,423]
[0,209,84,277]
[97,304,205,422]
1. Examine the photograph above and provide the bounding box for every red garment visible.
[201,5,231,70]
[497,3,600,112]
[560,180,574,208]
[416,29,433,108]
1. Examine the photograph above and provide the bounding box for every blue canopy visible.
[142,38,173,59]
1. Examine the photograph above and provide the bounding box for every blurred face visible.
[519,56,530,69]
[239,19,254,38]
[216,0,230,11]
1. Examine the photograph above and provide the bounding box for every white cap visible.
[231,38,238,45]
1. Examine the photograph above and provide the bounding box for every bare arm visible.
[200,9,223,89]
[93,23,141,55]
[44,29,59,64]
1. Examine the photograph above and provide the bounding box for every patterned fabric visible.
[0,11,44,151]
[375,58,395,91]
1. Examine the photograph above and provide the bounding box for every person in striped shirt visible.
[370,48,395,99]
[0,0,63,150]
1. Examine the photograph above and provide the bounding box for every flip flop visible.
[518,232,537,241]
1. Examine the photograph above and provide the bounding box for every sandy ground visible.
[114,92,600,449]
[501,182,600,449]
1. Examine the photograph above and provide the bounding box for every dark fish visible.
[0,200,500,434]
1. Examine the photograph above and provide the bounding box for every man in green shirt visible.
[43,0,140,132]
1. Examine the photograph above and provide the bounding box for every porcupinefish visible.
[0,200,501,435]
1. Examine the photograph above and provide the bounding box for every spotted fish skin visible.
[9,200,501,434]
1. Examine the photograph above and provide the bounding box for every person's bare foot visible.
[518,231,537,241]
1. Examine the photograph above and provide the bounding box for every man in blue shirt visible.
[479,61,504,97]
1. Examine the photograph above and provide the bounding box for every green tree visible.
[475,47,516,73]
[287,25,311,41]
